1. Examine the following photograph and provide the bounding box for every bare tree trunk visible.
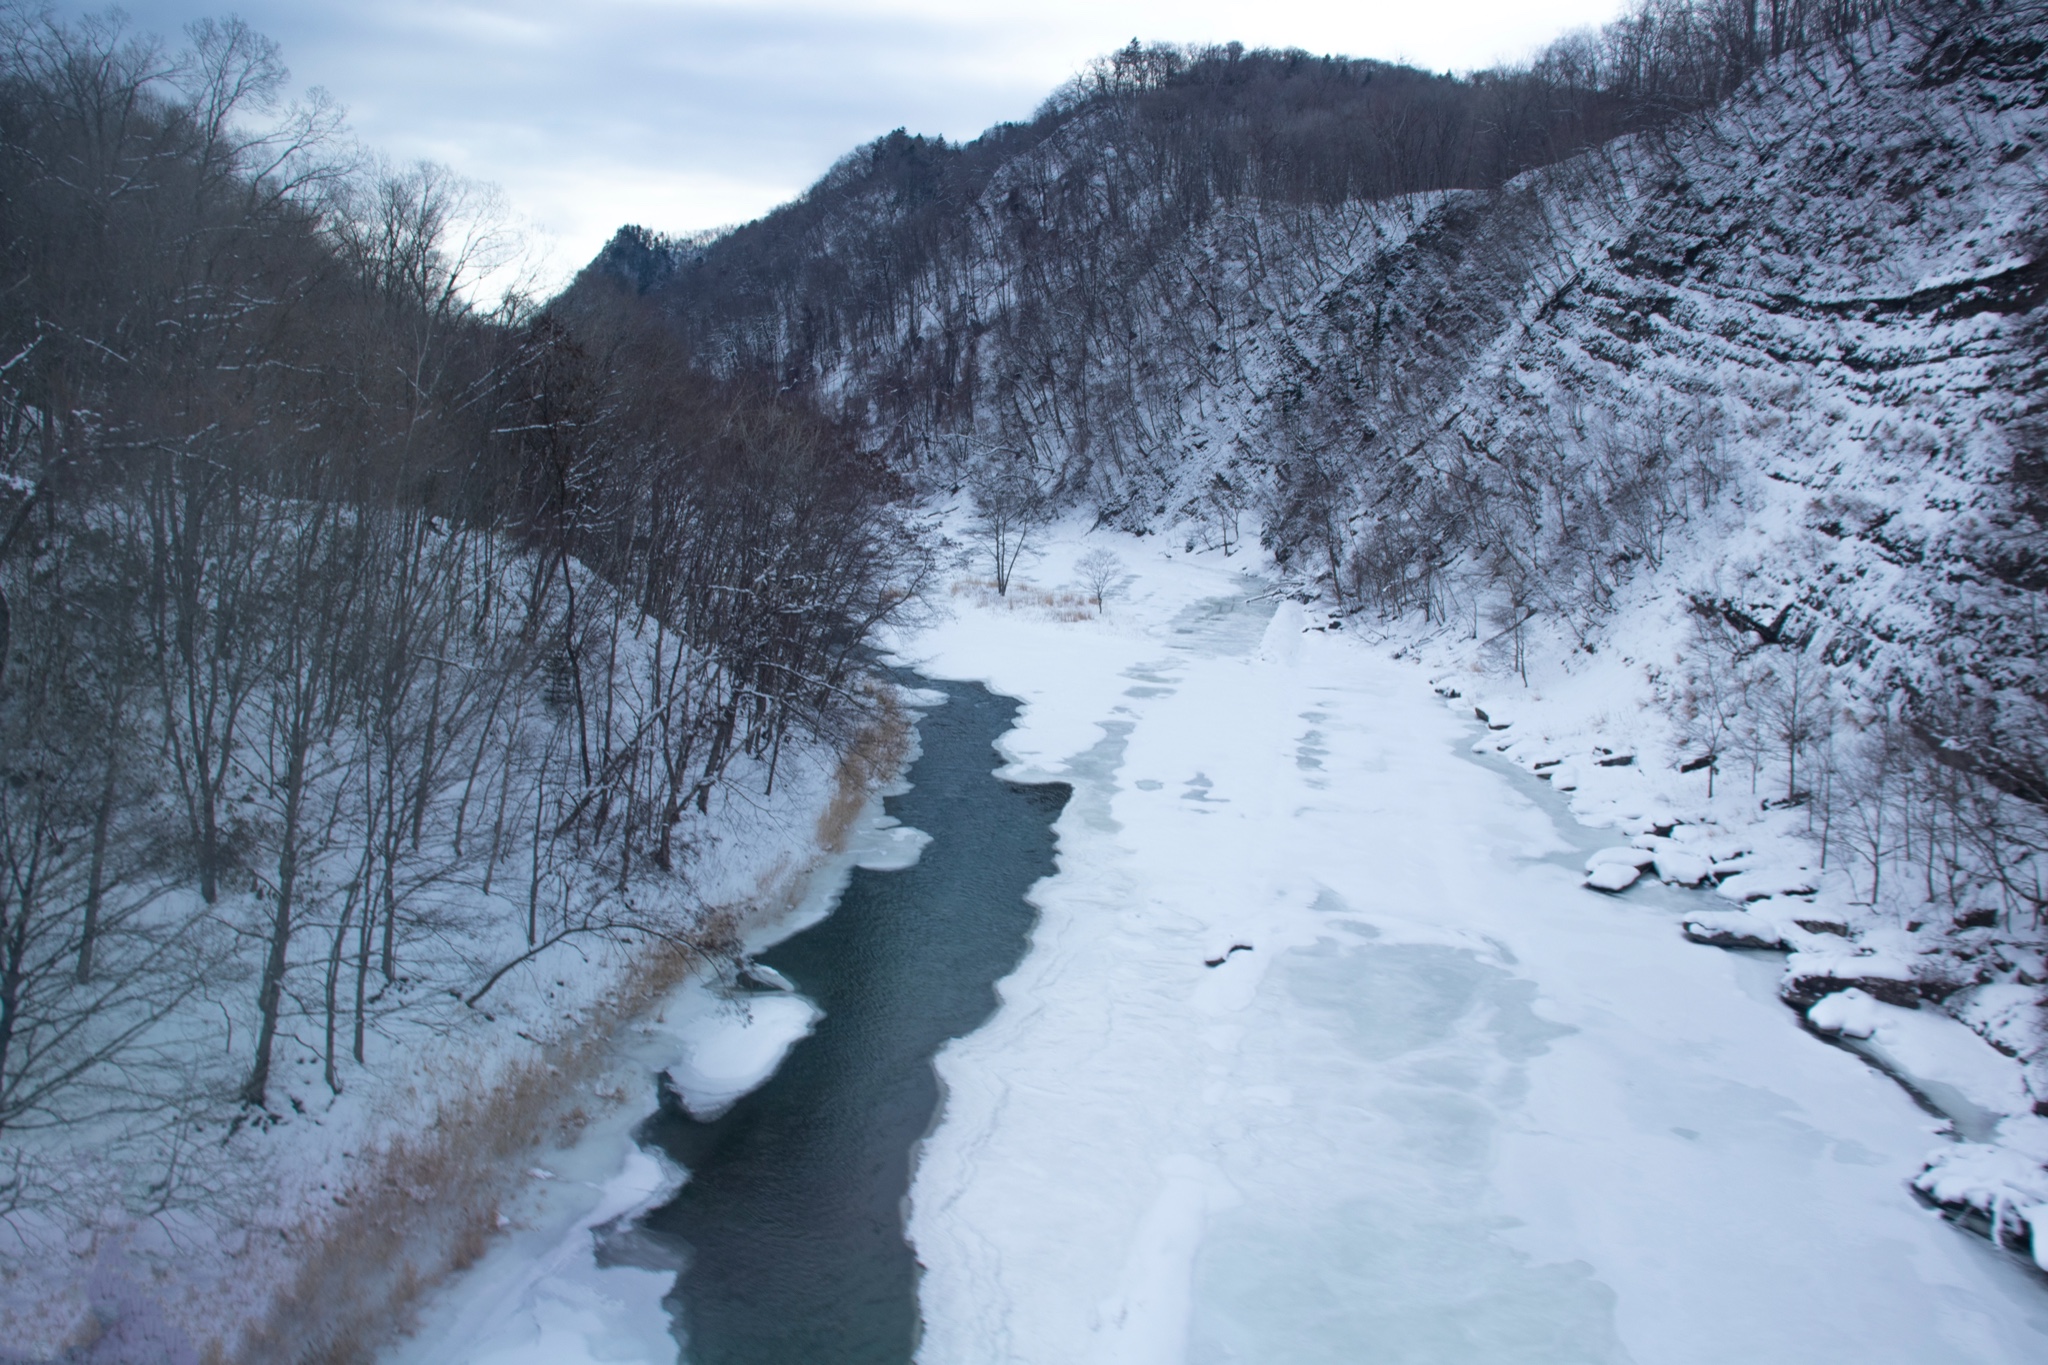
[243,733,307,1108]
[75,744,119,984]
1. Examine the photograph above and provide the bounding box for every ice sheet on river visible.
[892,532,2048,1365]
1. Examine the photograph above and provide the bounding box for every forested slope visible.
[0,11,923,1356]
[590,0,2048,1260]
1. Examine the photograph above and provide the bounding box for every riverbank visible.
[891,526,2048,1363]
[10,699,909,1365]
[627,676,1066,1363]
[373,698,913,1365]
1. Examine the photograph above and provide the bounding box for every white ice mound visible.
[665,992,822,1120]
[739,960,796,992]
[1808,987,1884,1040]
[852,818,932,871]
[1258,600,1308,664]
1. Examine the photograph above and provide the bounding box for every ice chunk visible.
[852,819,933,871]
[664,992,822,1120]
[739,961,796,993]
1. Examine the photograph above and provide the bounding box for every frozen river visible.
[897,542,2048,1364]
[401,535,2048,1364]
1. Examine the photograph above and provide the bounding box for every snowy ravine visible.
[894,533,2048,1365]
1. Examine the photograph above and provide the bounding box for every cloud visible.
[98,1,1625,293]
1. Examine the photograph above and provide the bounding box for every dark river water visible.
[634,679,1069,1365]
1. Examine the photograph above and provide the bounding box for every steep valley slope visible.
[579,0,2048,1265]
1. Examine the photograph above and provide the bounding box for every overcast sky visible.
[102,1,1626,293]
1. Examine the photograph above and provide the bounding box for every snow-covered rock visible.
[1682,910,1787,950]
[1782,947,1921,1010]
[1584,861,1643,893]
[1586,845,1657,871]
[1652,847,1715,887]
[1808,988,1886,1040]
[1914,1144,2048,1271]
[1716,868,1819,903]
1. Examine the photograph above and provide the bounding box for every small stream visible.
[633,678,1069,1364]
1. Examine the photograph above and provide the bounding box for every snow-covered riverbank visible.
[381,747,930,1365]
[895,530,2048,1364]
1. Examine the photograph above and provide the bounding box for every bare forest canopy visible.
[575,0,1898,396]
[0,4,926,1219]
[581,0,2048,943]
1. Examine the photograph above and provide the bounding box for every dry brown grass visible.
[816,687,910,855]
[225,937,701,1365]
[950,576,1095,621]
[222,699,912,1364]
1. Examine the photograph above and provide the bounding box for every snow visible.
[1682,908,1787,950]
[1650,846,1714,886]
[1716,867,1820,903]
[889,526,2048,1364]
[385,735,932,1365]
[662,990,823,1122]
[1584,862,1643,892]
[1808,988,2035,1127]
[392,1148,684,1365]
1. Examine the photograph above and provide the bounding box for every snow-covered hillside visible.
[596,0,2048,1270]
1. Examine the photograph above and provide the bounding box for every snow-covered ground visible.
[387,518,2047,1365]
[895,527,2048,1364]
[384,765,933,1365]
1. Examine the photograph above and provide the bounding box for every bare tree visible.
[964,456,1049,596]
[1076,548,1124,615]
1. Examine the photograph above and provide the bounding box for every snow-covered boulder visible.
[1715,867,1818,903]
[1671,827,1752,863]
[1583,845,1655,893]
[1913,1144,2048,1271]
[1651,847,1714,887]
[1780,947,1920,1009]
[1807,987,1885,1040]
[1584,862,1642,893]
[1682,910,1787,950]
[1586,845,1657,871]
